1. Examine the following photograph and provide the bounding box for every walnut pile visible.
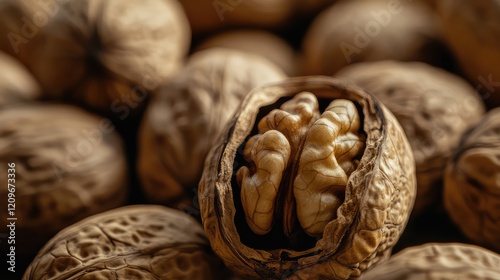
[444,108,500,252]
[199,77,416,279]
[0,104,127,256]
[336,60,485,215]
[23,205,225,280]
[302,0,446,75]
[0,51,40,107]
[138,48,286,207]
[360,243,500,279]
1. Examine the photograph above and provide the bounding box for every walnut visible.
[199,76,416,279]
[336,61,485,215]
[360,243,500,279]
[444,108,500,252]
[180,0,294,35]
[23,205,225,280]
[196,30,297,76]
[437,0,500,107]
[302,0,446,75]
[0,104,127,256]
[18,0,190,117]
[0,51,40,107]
[138,48,286,207]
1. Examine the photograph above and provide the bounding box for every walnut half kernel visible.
[237,92,365,238]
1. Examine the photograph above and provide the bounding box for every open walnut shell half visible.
[199,77,416,279]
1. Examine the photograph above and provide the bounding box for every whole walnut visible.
[444,108,500,252]
[19,0,190,117]
[196,30,297,76]
[302,0,447,75]
[361,243,500,279]
[138,48,286,208]
[437,0,500,107]
[180,0,294,35]
[0,104,127,256]
[199,76,416,279]
[23,205,225,280]
[336,61,485,215]
[0,51,40,107]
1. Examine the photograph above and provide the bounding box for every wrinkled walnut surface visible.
[199,76,416,279]
[24,0,190,116]
[196,30,297,76]
[444,108,500,252]
[437,0,500,107]
[360,243,500,279]
[138,48,286,207]
[336,60,485,215]
[23,205,223,280]
[302,0,445,75]
[0,104,127,255]
[0,51,41,107]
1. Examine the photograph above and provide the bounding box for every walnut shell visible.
[302,0,445,75]
[0,51,40,107]
[195,30,297,76]
[22,0,190,117]
[336,61,485,215]
[138,48,286,207]
[23,205,224,280]
[360,243,500,279]
[437,0,500,107]
[444,108,500,252]
[199,76,416,279]
[0,104,127,256]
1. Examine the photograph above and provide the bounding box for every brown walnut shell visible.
[437,0,500,107]
[195,30,297,76]
[302,0,446,75]
[360,243,500,279]
[0,51,41,107]
[22,0,190,117]
[138,48,286,207]
[23,205,224,280]
[336,60,485,215]
[199,76,416,279]
[444,108,500,252]
[0,104,127,256]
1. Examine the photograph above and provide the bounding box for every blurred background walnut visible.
[195,29,297,76]
[0,51,40,107]
[360,243,500,279]
[437,0,500,108]
[444,108,500,252]
[302,0,449,75]
[23,205,226,280]
[336,61,485,215]
[138,48,286,208]
[0,104,127,258]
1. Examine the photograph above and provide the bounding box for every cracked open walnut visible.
[199,76,416,279]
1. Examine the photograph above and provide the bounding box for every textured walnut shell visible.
[23,205,224,280]
[138,48,286,207]
[360,243,500,279]
[302,0,445,75]
[444,108,500,252]
[195,30,297,76]
[0,104,127,256]
[437,0,500,107]
[199,76,416,279]
[180,0,294,35]
[0,51,40,107]
[22,0,190,117]
[336,61,485,215]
